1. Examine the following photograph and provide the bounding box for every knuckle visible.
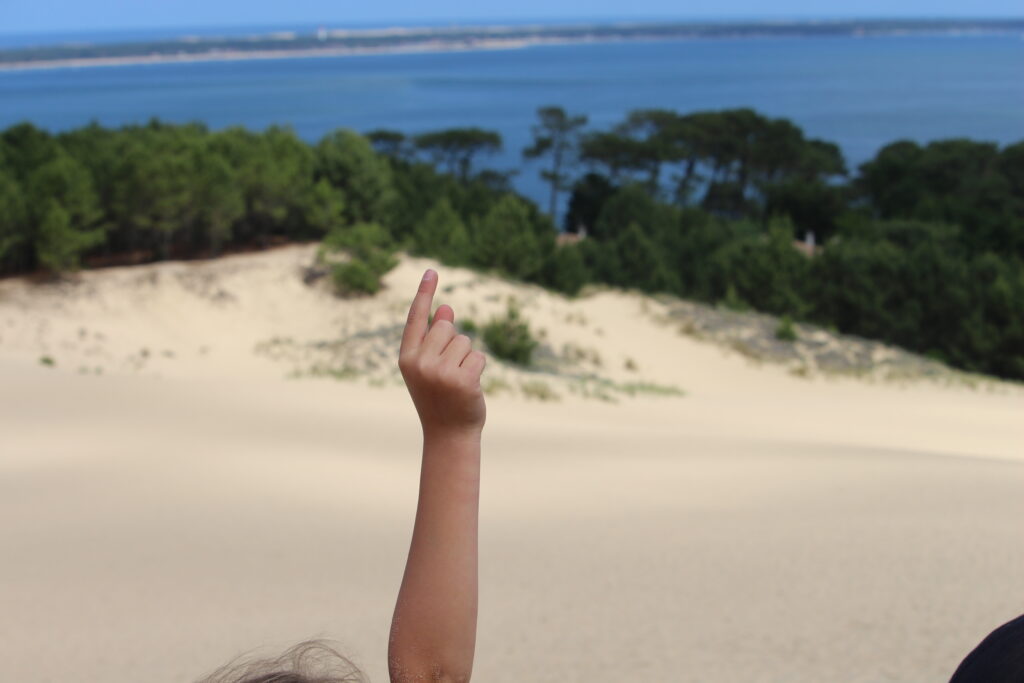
[415,356,434,376]
[439,365,461,386]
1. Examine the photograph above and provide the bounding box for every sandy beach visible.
[4,19,1015,74]
[0,38,538,73]
[1,245,1022,682]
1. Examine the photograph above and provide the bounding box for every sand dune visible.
[1,246,1022,682]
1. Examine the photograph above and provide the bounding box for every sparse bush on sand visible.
[481,376,512,396]
[332,259,383,295]
[721,284,749,312]
[319,222,398,296]
[520,379,560,401]
[482,300,538,366]
[775,315,798,342]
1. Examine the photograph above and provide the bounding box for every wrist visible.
[421,425,483,448]
[421,427,482,495]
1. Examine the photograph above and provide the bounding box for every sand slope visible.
[1,246,1022,682]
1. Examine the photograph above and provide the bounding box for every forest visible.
[0,107,1021,379]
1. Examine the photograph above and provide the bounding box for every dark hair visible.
[949,613,1024,683]
[197,640,367,683]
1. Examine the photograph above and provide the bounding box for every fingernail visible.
[422,269,436,282]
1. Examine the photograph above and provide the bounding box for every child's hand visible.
[399,269,487,438]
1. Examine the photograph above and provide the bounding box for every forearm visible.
[389,428,481,683]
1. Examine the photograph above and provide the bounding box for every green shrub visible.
[320,222,398,296]
[39,355,55,367]
[332,260,382,295]
[471,195,550,279]
[321,222,390,260]
[413,197,472,265]
[482,301,538,366]
[721,284,749,312]
[544,243,589,296]
[775,315,798,342]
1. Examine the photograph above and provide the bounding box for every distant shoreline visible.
[1,19,1021,73]
[0,38,538,73]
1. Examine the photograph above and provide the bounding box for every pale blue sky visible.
[1,0,1021,36]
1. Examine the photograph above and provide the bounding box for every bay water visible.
[1,34,1020,205]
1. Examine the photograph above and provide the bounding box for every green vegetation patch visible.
[519,379,561,401]
[319,222,398,296]
[482,301,538,366]
[775,315,798,342]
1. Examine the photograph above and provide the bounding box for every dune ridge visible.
[1,245,1022,682]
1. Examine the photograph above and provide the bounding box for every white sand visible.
[1,246,1022,682]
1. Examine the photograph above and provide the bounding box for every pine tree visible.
[472,196,546,279]
[545,243,589,296]
[35,200,104,272]
[413,198,472,265]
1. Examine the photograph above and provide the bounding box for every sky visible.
[1,0,1021,36]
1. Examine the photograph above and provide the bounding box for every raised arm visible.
[389,269,487,683]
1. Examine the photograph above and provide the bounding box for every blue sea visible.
[1,34,1021,204]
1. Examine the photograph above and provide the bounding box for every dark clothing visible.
[950,613,1024,683]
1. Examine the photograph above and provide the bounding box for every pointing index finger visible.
[400,269,437,355]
